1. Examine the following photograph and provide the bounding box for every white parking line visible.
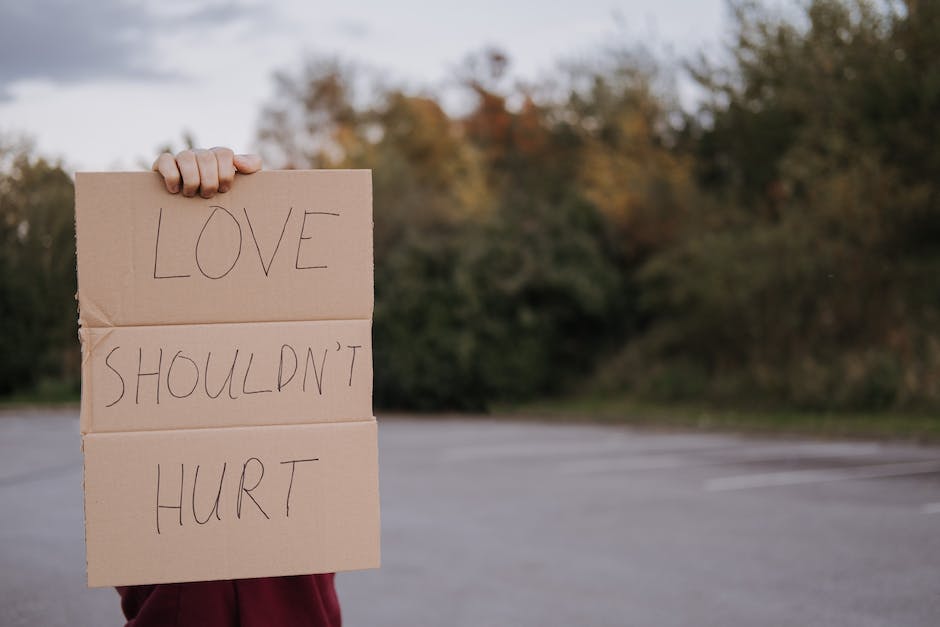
[559,443,883,476]
[922,502,940,514]
[558,455,689,474]
[706,460,940,492]
[439,440,629,462]
[439,437,733,463]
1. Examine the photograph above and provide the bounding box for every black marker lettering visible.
[156,463,184,534]
[303,347,328,395]
[136,347,163,405]
[196,206,242,279]
[242,352,272,395]
[105,346,125,407]
[205,350,239,400]
[244,207,292,276]
[237,457,269,520]
[295,210,339,270]
[346,345,361,387]
[192,463,226,525]
[153,208,190,279]
[280,458,319,517]
[167,350,199,399]
[278,344,298,392]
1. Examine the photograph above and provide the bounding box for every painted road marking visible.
[558,454,689,474]
[439,437,734,463]
[706,460,940,491]
[922,502,940,514]
[440,440,630,462]
[559,443,883,475]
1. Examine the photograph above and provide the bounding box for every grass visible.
[502,393,940,443]
[3,378,937,443]
[0,379,79,409]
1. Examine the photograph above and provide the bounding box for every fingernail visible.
[169,184,179,194]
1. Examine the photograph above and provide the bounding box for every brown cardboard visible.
[84,420,380,587]
[76,170,379,587]
[75,171,373,328]
[79,319,373,433]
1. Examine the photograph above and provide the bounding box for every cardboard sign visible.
[75,171,379,587]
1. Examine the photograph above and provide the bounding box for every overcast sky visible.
[0,0,728,171]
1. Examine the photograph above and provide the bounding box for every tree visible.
[0,140,77,395]
[257,55,628,408]
[622,0,940,408]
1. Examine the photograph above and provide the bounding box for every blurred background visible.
[2,0,939,432]
[2,1,940,625]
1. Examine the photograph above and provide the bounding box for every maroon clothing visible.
[117,575,341,627]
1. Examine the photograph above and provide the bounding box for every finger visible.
[233,153,262,174]
[152,152,181,194]
[176,150,200,197]
[194,149,219,198]
[211,147,236,193]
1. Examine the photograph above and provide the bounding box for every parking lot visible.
[2,409,939,626]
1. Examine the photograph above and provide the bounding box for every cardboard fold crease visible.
[76,170,379,587]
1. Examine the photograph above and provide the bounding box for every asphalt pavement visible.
[1,409,938,626]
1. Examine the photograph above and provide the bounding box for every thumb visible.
[233,153,263,174]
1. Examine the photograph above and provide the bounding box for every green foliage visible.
[0,141,77,395]
[372,193,624,409]
[622,0,940,410]
[252,3,940,411]
[5,0,939,416]
[258,53,633,409]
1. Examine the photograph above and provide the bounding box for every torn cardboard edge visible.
[83,419,380,587]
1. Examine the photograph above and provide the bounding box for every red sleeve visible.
[118,574,341,627]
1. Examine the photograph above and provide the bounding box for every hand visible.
[152,148,262,198]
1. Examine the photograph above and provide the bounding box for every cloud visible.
[335,19,371,40]
[0,0,261,99]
